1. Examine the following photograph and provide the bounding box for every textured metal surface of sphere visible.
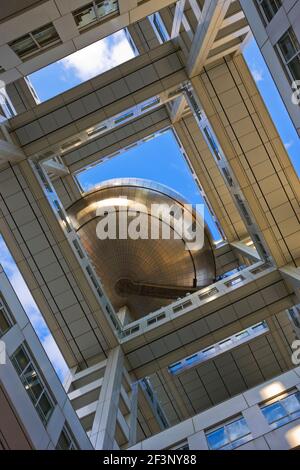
[67,179,216,320]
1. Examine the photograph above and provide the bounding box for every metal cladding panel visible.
[68,178,216,319]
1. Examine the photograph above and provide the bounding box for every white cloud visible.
[285,141,294,151]
[251,67,264,83]
[60,30,135,82]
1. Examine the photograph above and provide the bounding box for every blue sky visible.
[244,40,300,176]
[1,33,299,380]
[29,30,135,102]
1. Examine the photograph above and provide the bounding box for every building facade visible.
[0,264,92,449]
[240,0,300,136]
[0,0,300,450]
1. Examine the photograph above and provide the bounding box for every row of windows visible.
[12,343,78,448]
[168,321,269,375]
[256,1,300,82]
[9,23,61,60]
[206,416,251,450]
[277,28,300,82]
[257,0,282,23]
[8,1,119,61]
[0,291,78,448]
[11,344,55,425]
[206,389,300,450]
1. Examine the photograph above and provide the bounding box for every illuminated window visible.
[206,416,252,450]
[225,275,245,287]
[73,0,119,31]
[0,293,14,337]
[277,28,300,81]
[11,344,54,425]
[261,390,300,430]
[257,0,282,22]
[9,23,61,60]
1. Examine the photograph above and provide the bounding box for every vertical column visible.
[128,382,138,447]
[90,347,124,449]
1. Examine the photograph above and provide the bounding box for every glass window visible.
[33,24,59,48]
[206,416,252,450]
[225,275,244,287]
[168,321,269,375]
[186,354,198,365]
[257,0,282,22]
[235,330,250,340]
[73,3,97,28]
[96,0,118,18]
[219,338,233,350]
[169,362,183,374]
[277,28,300,81]
[251,321,267,333]
[9,34,38,58]
[261,390,300,429]
[11,345,54,425]
[9,23,60,60]
[73,1,119,31]
[56,426,77,450]
[203,127,222,160]
[114,112,134,124]
[0,293,14,337]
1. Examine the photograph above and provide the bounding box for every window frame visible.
[276,28,300,83]
[56,425,78,450]
[256,0,282,24]
[260,389,300,430]
[9,23,61,61]
[205,415,252,450]
[73,0,119,32]
[11,343,55,425]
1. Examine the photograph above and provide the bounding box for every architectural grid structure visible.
[0,0,300,451]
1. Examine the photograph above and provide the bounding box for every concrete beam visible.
[171,0,186,38]
[187,0,232,77]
